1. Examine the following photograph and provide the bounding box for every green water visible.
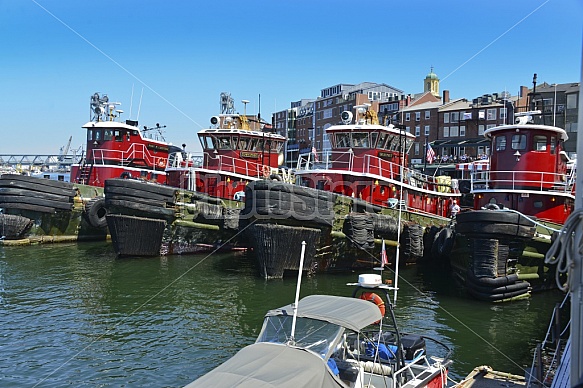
[0,242,565,387]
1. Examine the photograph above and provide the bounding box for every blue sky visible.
[1,0,582,155]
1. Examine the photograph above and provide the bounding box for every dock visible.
[457,365,525,387]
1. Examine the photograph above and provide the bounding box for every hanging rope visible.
[545,208,583,292]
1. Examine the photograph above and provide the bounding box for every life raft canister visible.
[359,292,386,322]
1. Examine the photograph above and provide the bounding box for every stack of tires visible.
[0,174,75,214]
[454,209,536,301]
[400,223,424,264]
[0,214,34,240]
[242,180,336,226]
[104,179,177,220]
[344,213,375,250]
[104,179,178,256]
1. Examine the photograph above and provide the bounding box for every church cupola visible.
[424,67,440,97]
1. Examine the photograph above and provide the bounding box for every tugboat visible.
[0,92,183,245]
[241,104,461,278]
[446,82,575,301]
[70,92,181,186]
[104,93,288,256]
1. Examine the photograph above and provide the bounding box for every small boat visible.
[186,269,451,388]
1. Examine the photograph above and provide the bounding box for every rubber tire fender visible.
[85,197,108,229]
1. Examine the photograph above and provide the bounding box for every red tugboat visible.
[446,90,575,301]
[293,106,460,214]
[241,105,462,279]
[70,92,181,187]
[165,106,288,200]
[103,93,288,257]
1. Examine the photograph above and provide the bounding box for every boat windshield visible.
[256,315,344,358]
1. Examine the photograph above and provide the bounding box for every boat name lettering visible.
[147,144,169,152]
[240,151,260,158]
[378,152,394,160]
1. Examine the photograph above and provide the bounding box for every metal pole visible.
[290,241,307,343]
[571,47,583,386]
[553,84,557,127]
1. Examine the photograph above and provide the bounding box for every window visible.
[511,134,527,150]
[444,113,449,123]
[487,108,497,120]
[414,142,420,155]
[533,135,547,151]
[451,112,459,123]
[424,125,430,136]
[425,110,430,119]
[415,112,420,121]
[405,113,411,121]
[450,126,459,137]
[406,126,411,133]
[550,136,556,154]
[460,126,466,137]
[495,135,506,151]
[415,126,420,136]
[478,125,485,135]
[443,126,450,137]
[567,93,578,109]
[500,107,507,121]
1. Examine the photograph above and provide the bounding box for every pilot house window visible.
[511,134,527,150]
[495,135,506,151]
[533,135,547,151]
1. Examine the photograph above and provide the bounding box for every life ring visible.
[359,292,385,322]
[485,203,500,210]
[262,165,271,178]
[158,159,166,169]
[120,172,131,179]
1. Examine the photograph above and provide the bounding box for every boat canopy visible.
[184,342,344,388]
[265,295,382,332]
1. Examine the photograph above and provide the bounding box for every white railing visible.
[470,169,575,194]
[297,150,459,194]
[90,143,167,169]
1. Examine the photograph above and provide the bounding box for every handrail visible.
[203,153,269,178]
[471,169,574,194]
[89,144,167,169]
[296,150,459,194]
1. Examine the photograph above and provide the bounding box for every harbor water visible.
[0,241,565,387]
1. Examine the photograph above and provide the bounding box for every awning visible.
[456,162,490,171]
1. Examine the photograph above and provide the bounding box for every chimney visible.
[520,85,529,98]
[406,95,411,106]
[442,90,450,103]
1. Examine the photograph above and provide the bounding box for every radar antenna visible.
[220,92,236,115]
[90,92,110,122]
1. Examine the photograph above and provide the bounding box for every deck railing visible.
[470,169,575,194]
[297,151,459,194]
[90,143,167,170]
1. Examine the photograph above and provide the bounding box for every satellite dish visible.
[210,116,219,125]
[341,111,353,124]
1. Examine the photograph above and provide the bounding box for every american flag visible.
[312,146,319,162]
[381,240,388,266]
[426,143,436,164]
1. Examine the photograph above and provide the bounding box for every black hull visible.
[103,179,244,257]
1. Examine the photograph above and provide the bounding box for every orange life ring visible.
[262,165,270,178]
[359,292,386,322]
